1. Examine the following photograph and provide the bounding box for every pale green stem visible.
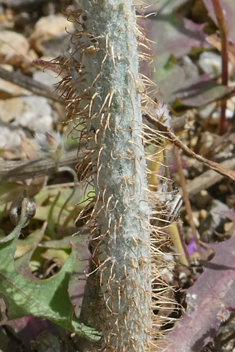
[70,1,152,351]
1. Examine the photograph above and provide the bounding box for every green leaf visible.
[47,191,61,237]
[41,248,69,265]
[0,182,25,206]
[0,232,100,341]
[15,228,45,279]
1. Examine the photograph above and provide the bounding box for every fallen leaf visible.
[164,235,235,352]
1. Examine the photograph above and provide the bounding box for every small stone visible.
[179,272,187,280]
[30,14,74,56]
[0,96,55,132]
[13,96,54,132]
[33,68,60,88]
[224,222,234,233]
[0,78,30,99]
[160,267,174,283]
[189,136,198,148]
[0,125,23,149]
[194,190,212,209]
[199,103,216,120]
[0,30,29,58]
[0,65,30,98]
[199,199,230,242]
[199,209,207,220]
[185,211,200,228]
[197,131,214,155]
[199,51,233,79]
[0,97,25,123]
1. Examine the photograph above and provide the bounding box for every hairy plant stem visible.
[68,1,153,351]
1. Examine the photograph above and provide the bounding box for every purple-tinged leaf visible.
[150,14,208,71]
[213,209,235,222]
[143,11,209,103]
[163,235,235,352]
[153,62,185,104]
[6,316,55,352]
[173,74,232,107]
[203,0,235,44]
[155,69,232,106]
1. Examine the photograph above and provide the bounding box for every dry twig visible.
[144,113,235,181]
[0,65,62,103]
[0,148,84,182]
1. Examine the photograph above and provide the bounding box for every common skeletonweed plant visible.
[57,1,176,351]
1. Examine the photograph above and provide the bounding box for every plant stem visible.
[67,1,153,350]
[211,0,229,135]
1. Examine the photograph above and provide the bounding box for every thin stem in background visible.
[161,140,189,265]
[211,0,229,135]
[168,223,189,266]
[0,65,61,103]
[173,145,203,256]
[177,221,191,264]
[56,166,78,225]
